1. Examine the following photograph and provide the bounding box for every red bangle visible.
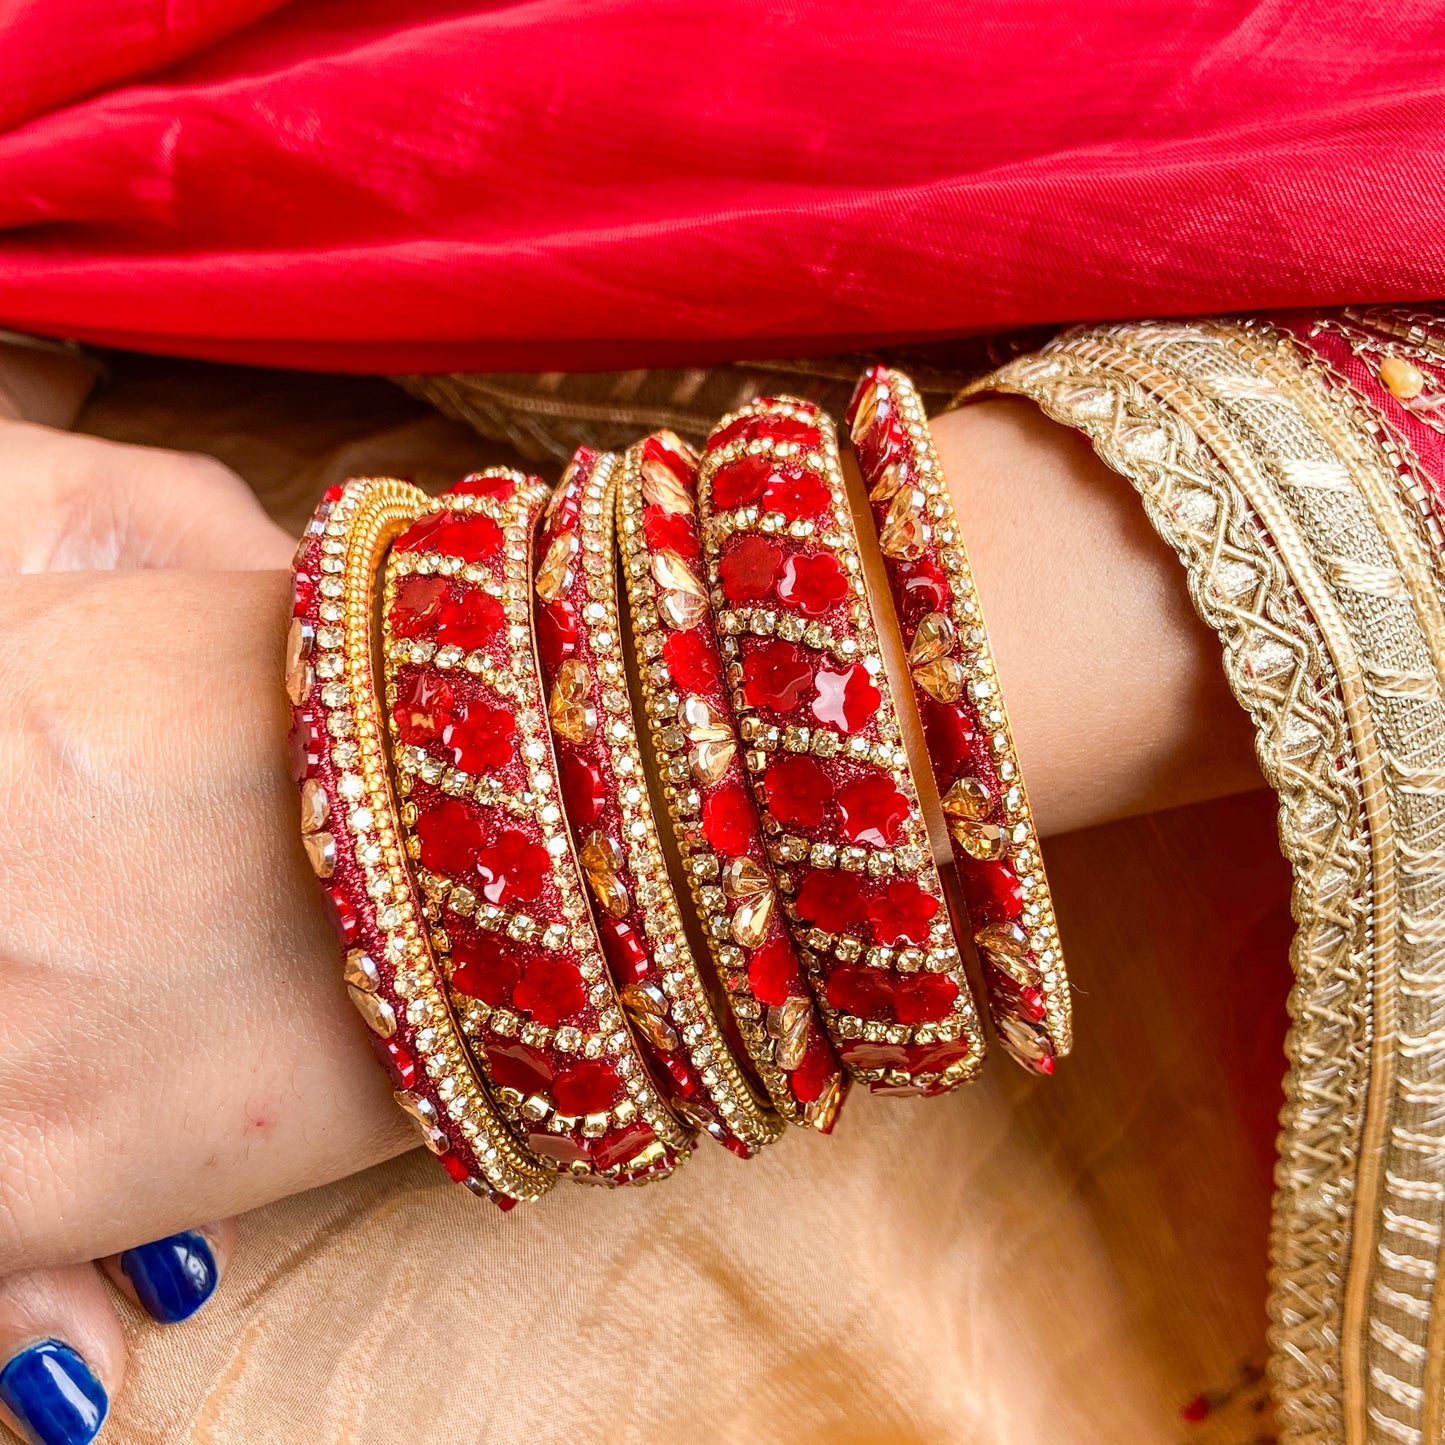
[846,367,1071,1073]
[698,398,987,1094]
[382,470,694,1185]
[538,445,781,1156]
[617,431,849,1129]
[289,477,556,1209]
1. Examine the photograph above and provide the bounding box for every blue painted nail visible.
[118,1229,218,1324]
[0,1339,107,1445]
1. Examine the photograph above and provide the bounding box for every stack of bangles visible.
[286,366,1072,1208]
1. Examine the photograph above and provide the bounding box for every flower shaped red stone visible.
[810,663,880,733]
[762,468,830,521]
[866,879,939,946]
[825,965,893,1019]
[777,552,849,617]
[485,1040,554,1095]
[391,575,448,637]
[393,671,455,748]
[663,628,721,692]
[513,955,588,1026]
[763,754,835,828]
[434,588,505,652]
[472,830,550,905]
[536,599,578,668]
[745,936,796,1007]
[701,783,756,854]
[793,868,867,932]
[439,695,516,773]
[449,934,523,1006]
[552,1059,622,1115]
[893,973,960,1024]
[836,773,909,847]
[644,506,702,559]
[741,639,814,713]
[416,797,487,877]
[712,453,772,509]
[719,534,784,603]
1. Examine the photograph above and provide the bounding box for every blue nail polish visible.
[0,1339,107,1445]
[119,1229,218,1324]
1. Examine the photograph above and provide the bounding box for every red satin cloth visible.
[0,1,1441,373]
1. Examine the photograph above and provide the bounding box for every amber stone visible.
[285,617,314,705]
[838,1039,909,1071]
[348,983,396,1038]
[528,1132,592,1169]
[905,1039,973,1075]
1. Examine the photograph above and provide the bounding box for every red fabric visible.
[0,1,1442,373]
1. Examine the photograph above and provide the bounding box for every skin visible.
[0,345,1262,1433]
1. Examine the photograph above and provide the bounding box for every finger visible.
[0,1263,122,1445]
[99,1220,234,1326]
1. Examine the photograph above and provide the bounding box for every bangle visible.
[539,445,782,1155]
[381,470,695,1185]
[847,367,1071,1073]
[698,399,987,1095]
[618,432,849,1130]
[288,477,556,1208]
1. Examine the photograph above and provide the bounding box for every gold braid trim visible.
[972,318,1445,1445]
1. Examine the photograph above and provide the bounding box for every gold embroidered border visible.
[972,317,1445,1444]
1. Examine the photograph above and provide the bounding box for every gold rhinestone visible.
[300,778,330,833]
[976,920,1031,959]
[850,385,880,444]
[1379,355,1426,401]
[941,776,992,822]
[908,612,956,667]
[951,818,1006,860]
[536,530,578,603]
[652,553,705,600]
[690,737,736,785]
[579,831,630,919]
[641,453,691,513]
[680,695,732,742]
[285,617,314,704]
[303,830,337,877]
[393,1089,448,1153]
[997,1014,1052,1066]
[804,1072,843,1131]
[659,589,708,630]
[913,656,967,703]
[869,459,907,503]
[620,982,678,1051]
[344,949,380,992]
[730,889,775,948]
[349,983,397,1038]
[768,996,810,1070]
[879,490,928,561]
[723,857,770,898]
[548,658,597,744]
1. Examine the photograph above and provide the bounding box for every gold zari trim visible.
[972,319,1445,1445]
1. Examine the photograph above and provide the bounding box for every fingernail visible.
[119,1229,218,1324]
[0,1339,107,1445]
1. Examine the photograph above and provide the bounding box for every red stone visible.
[845,368,887,427]
[839,1040,909,1071]
[893,973,960,1024]
[836,773,908,847]
[720,1132,754,1160]
[527,1131,592,1168]
[905,1039,973,1075]
[1181,1395,1211,1425]
[395,512,451,554]
[707,414,759,453]
[416,797,487,878]
[776,552,848,617]
[289,707,324,782]
[641,433,692,480]
[513,955,587,1025]
[718,534,784,603]
[861,411,908,478]
[291,570,317,617]
[958,859,1025,925]
[440,695,516,773]
[371,1035,417,1091]
[319,883,360,946]
[429,512,505,561]
[536,599,579,669]
[393,671,455,747]
[439,1151,472,1183]
[434,588,505,652]
[547,486,581,534]
[449,935,523,1005]
[790,1038,836,1105]
[746,936,797,1007]
[490,1192,519,1213]
[866,879,940,946]
[486,1040,554,1095]
[592,1121,657,1172]
[701,783,755,854]
[552,1059,622,1115]
[559,751,606,829]
[451,472,516,501]
[825,965,894,1019]
[762,468,830,521]
[711,454,772,509]
[896,558,949,627]
[919,698,984,784]
[663,628,721,692]
[473,829,552,905]
[793,869,867,932]
[985,960,1046,1024]
[643,507,701,559]
[644,1043,697,1098]
[391,576,448,637]
[810,663,880,734]
[741,639,814,714]
[709,412,820,451]
[763,754,835,828]
[599,917,650,984]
